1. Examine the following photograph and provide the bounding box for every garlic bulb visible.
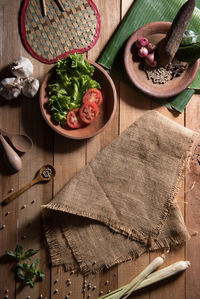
[10,56,33,78]
[22,77,39,98]
[0,77,22,100]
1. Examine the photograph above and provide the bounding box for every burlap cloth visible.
[42,111,197,274]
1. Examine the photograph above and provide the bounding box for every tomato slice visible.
[79,102,99,124]
[66,108,84,129]
[82,88,103,106]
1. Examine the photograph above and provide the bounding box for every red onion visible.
[138,47,148,58]
[136,37,149,48]
[147,43,156,53]
[145,52,155,65]
[150,60,157,67]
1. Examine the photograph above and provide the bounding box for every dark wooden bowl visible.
[124,21,199,98]
[39,61,117,139]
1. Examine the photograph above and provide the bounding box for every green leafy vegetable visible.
[6,245,45,288]
[48,53,101,126]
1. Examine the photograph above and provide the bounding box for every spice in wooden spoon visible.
[1,164,55,206]
[158,0,196,66]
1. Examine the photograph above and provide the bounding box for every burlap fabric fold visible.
[43,111,197,274]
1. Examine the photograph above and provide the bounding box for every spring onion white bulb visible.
[115,256,165,299]
[135,260,190,291]
[99,259,190,299]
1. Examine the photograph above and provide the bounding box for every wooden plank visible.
[51,266,83,299]
[185,94,200,299]
[15,107,54,299]
[86,0,121,298]
[149,103,185,299]
[0,1,23,298]
[15,4,53,296]
[52,137,86,298]
[118,83,151,299]
[117,3,151,298]
[149,190,185,299]
[0,1,53,298]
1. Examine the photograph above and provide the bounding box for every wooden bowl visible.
[124,21,199,98]
[39,61,117,139]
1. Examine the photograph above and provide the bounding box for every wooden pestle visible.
[158,0,196,66]
[0,134,22,173]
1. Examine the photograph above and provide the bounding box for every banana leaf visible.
[98,0,200,112]
[166,88,195,112]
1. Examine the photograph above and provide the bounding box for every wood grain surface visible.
[0,1,200,299]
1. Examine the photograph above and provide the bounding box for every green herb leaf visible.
[16,267,25,281]
[6,251,17,259]
[23,249,39,260]
[6,245,45,288]
[16,245,23,255]
[36,269,45,280]
[17,263,24,269]
[6,245,24,261]
[25,280,35,288]
[22,263,31,271]
[31,258,40,271]
[15,244,24,261]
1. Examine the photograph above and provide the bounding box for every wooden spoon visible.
[1,164,56,206]
[0,128,33,153]
[0,133,22,173]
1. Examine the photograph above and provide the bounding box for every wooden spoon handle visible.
[1,177,40,206]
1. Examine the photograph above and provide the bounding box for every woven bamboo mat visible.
[20,0,101,63]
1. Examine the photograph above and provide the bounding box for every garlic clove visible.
[22,77,39,98]
[1,77,16,86]
[0,77,22,100]
[10,56,33,78]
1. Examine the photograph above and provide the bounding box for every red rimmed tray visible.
[20,0,101,63]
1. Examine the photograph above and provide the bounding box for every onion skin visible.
[145,52,155,65]
[138,47,149,58]
[150,60,157,67]
[136,37,149,48]
[147,43,156,53]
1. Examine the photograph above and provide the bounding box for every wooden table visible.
[0,1,200,298]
